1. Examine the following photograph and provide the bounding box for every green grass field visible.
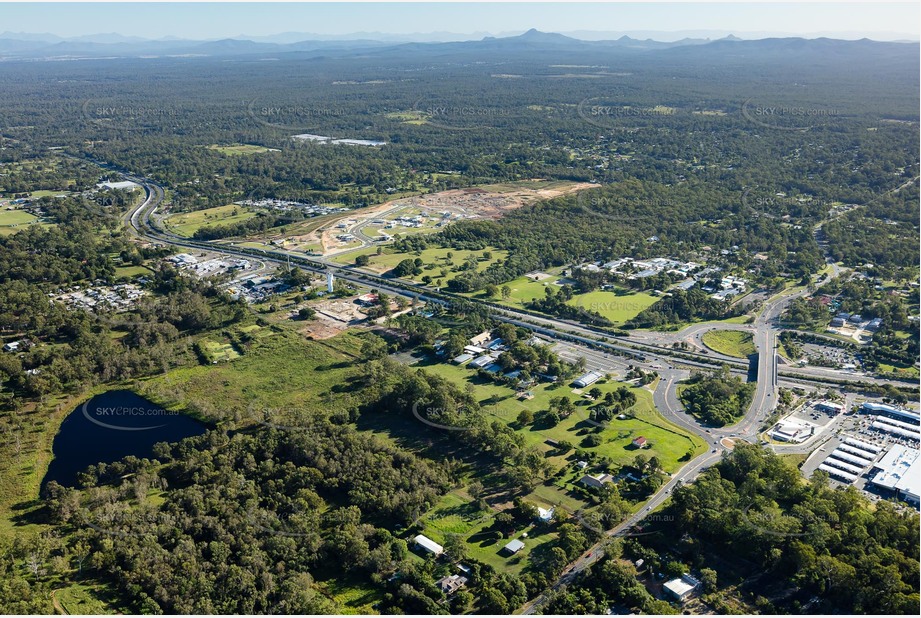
[164,204,258,237]
[29,189,68,198]
[877,361,920,378]
[415,490,560,576]
[138,328,364,426]
[415,359,705,473]
[198,339,241,363]
[333,245,509,286]
[477,274,562,308]
[1,327,371,611]
[0,208,42,235]
[701,330,757,358]
[468,275,657,324]
[53,582,121,614]
[566,289,660,324]
[385,110,428,125]
[113,264,153,279]
[316,577,384,614]
[405,353,706,574]
[206,144,278,155]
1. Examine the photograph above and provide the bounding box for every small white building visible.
[573,370,604,388]
[663,573,701,602]
[413,534,444,556]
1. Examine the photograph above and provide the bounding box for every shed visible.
[413,534,444,556]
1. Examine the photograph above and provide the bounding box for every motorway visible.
[115,169,914,614]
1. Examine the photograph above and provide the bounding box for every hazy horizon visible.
[0,2,917,42]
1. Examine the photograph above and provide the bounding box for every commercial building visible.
[814,401,844,414]
[860,403,920,424]
[771,421,812,443]
[869,445,921,506]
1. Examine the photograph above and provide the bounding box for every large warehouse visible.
[868,445,921,507]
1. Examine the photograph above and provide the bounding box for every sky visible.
[0,1,917,41]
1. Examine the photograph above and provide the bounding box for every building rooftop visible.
[663,574,700,600]
[861,402,920,423]
[871,445,921,499]
[413,534,444,555]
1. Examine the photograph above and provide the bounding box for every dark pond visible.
[42,389,207,490]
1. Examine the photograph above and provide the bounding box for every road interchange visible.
[115,169,913,614]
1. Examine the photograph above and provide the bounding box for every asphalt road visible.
[116,171,914,615]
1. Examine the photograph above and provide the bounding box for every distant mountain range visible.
[0,28,916,61]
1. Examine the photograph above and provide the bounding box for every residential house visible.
[436,574,468,595]
[580,473,614,489]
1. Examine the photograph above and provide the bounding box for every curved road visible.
[114,168,914,615]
